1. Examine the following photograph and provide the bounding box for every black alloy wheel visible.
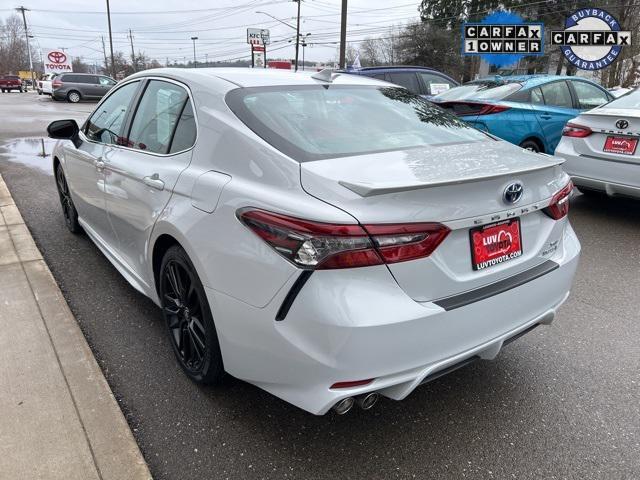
[160,246,224,384]
[55,166,81,233]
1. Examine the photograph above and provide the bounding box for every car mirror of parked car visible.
[47,119,81,147]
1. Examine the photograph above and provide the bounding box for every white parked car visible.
[38,73,57,96]
[557,88,640,199]
[47,68,580,415]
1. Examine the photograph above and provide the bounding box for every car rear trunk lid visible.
[301,139,569,302]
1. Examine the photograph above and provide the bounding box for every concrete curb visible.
[0,174,152,480]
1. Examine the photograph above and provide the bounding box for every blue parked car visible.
[432,75,615,153]
[343,66,459,99]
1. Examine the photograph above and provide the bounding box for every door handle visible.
[540,114,552,120]
[143,174,165,191]
[95,159,105,170]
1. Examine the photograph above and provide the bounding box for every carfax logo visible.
[551,8,632,70]
[463,11,543,67]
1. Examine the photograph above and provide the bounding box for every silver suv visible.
[52,73,117,103]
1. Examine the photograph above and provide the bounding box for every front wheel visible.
[160,246,225,385]
[55,166,82,233]
[67,90,81,103]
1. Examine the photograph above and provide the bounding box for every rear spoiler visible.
[340,156,565,197]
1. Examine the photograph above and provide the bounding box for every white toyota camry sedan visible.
[48,68,580,415]
[557,88,640,199]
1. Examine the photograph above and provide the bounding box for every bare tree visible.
[0,14,29,74]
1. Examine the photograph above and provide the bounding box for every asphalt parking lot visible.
[1,91,639,480]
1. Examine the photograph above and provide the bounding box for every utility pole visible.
[339,0,347,69]
[106,0,116,78]
[101,36,108,74]
[128,29,136,72]
[16,6,35,91]
[191,36,198,68]
[294,0,301,72]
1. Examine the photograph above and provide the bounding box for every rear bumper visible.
[207,223,580,415]
[556,140,640,198]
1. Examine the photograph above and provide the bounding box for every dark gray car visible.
[52,73,117,103]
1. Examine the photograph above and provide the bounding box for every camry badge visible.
[616,119,629,129]
[503,182,524,205]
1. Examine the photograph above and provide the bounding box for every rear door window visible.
[571,81,610,110]
[418,72,456,96]
[127,80,192,154]
[85,81,140,144]
[539,81,573,109]
[387,72,420,94]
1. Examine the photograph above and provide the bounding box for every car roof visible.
[357,66,439,72]
[128,67,390,89]
[475,74,603,88]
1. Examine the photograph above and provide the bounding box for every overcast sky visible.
[3,0,422,66]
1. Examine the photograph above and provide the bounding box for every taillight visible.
[238,209,450,269]
[475,104,510,115]
[455,103,510,116]
[543,181,573,220]
[562,123,592,138]
[52,79,62,89]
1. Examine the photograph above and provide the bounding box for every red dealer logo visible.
[48,51,67,64]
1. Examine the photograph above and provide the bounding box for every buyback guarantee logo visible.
[551,8,631,70]
[463,11,543,67]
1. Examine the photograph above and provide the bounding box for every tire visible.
[159,245,225,385]
[55,165,82,234]
[67,90,81,103]
[519,139,542,153]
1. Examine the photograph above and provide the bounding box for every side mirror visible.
[47,119,81,147]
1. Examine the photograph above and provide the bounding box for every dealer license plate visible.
[470,219,522,271]
[603,136,638,155]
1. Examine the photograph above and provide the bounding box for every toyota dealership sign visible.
[44,50,73,74]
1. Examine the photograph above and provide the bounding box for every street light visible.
[190,36,198,68]
[256,4,302,72]
[288,33,311,71]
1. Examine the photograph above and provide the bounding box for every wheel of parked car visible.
[519,139,541,153]
[159,245,225,385]
[67,90,81,103]
[55,165,82,233]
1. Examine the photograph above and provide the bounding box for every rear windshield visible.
[604,88,640,109]
[4,75,20,80]
[434,81,522,101]
[226,85,488,162]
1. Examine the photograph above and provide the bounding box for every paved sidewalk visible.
[0,174,151,480]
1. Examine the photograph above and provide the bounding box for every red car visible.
[0,75,24,93]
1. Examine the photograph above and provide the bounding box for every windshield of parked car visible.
[603,88,640,109]
[227,85,489,162]
[434,81,522,101]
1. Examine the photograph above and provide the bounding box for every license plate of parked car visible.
[603,136,638,155]
[470,219,523,271]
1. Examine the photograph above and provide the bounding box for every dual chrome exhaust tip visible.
[332,392,379,415]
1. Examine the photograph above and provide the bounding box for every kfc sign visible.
[44,50,73,74]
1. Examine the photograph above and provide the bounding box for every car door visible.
[568,79,612,111]
[533,80,578,152]
[104,78,197,283]
[62,80,141,244]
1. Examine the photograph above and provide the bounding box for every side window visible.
[370,73,386,81]
[539,81,573,109]
[169,101,196,153]
[572,81,610,110]
[99,76,115,86]
[387,72,420,94]
[127,80,190,154]
[418,72,455,95]
[531,87,544,105]
[85,81,139,144]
